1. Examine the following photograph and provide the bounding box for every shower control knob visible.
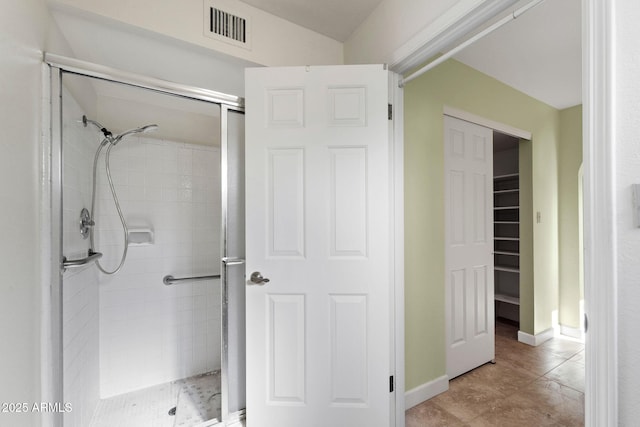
[249,271,270,285]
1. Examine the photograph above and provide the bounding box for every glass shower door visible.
[222,107,246,423]
[54,66,242,427]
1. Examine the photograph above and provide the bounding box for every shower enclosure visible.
[47,55,246,427]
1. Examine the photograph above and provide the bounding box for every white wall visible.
[61,87,101,427]
[94,136,222,397]
[615,0,640,423]
[344,0,459,64]
[0,0,48,425]
[49,0,343,67]
[49,8,251,98]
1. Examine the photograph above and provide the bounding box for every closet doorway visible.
[493,132,521,324]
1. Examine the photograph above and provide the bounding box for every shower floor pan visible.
[90,370,221,427]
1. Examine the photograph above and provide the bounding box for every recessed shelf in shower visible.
[128,228,154,246]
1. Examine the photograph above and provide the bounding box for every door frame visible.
[581,0,617,424]
[390,72,406,427]
[391,0,616,424]
[443,107,531,141]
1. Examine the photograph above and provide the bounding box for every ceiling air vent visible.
[203,1,251,50]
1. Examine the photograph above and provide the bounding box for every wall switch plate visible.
[633,184,640,227]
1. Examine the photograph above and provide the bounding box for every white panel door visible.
[444,115,495,379]
[245,65,393,427]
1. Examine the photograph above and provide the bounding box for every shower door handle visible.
[222,257,245,267]
[249,271,270,285]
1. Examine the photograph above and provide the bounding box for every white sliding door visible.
[444,115,495,379]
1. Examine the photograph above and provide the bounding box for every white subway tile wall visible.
[93,137,222,398]
[62,88,101,427]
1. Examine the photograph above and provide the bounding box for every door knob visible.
[249,271,270,285]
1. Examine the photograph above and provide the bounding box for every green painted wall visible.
[558,105,583,329]
[403,59,561,390]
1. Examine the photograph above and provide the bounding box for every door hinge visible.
[389,375,395,393]
[388,104,393,120]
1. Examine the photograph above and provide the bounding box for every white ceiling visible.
[453,0,582,109]
[239,0,384,42]
[238,0,582,109]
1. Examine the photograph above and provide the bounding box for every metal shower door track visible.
[44,53,245,110]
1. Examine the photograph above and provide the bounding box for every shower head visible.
[112,123,159,145]
[140,124,159,133]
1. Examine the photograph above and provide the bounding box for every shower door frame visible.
[46,53,246,427]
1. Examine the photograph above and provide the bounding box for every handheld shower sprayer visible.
[81,115,160,275]
[111,123,158,145]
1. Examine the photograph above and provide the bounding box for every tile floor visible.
[90,371,222,427]
[406,320,585,426]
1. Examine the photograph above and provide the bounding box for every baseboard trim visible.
[404,375,449,410]
[518,328,554,346]
[560,324,585,341]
